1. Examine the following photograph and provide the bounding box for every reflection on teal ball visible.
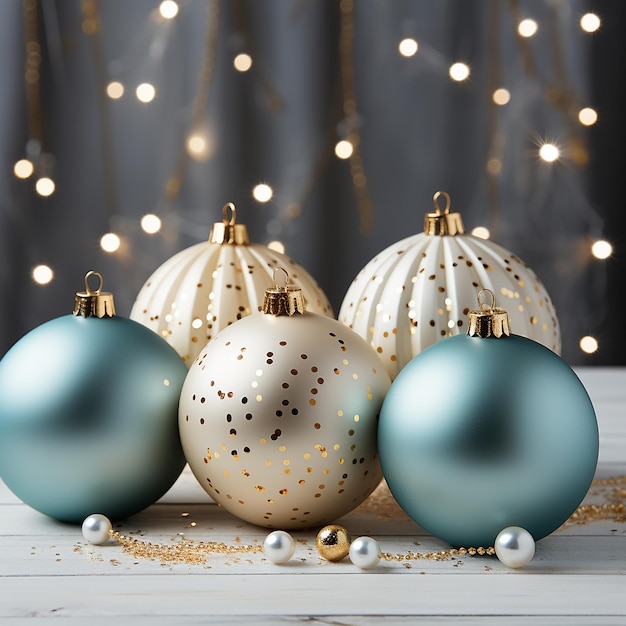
[378,334,599,547]
[0,315,188,523]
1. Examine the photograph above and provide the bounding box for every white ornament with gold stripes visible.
[338,191,560,380]
[130,203,333,366]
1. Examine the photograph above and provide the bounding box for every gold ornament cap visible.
[208,202,250,245]
[424,191,465,236]
[73,271,116,318]
[467,289,511,339]
[262,268,307,317]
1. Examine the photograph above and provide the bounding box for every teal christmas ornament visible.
[0,271,188,523]
[378,289,598,548]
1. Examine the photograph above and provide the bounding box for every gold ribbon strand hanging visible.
[507,0,588,167]
[80,0,119,220]
[164,0,220,205]
[484,0,504,236]
[339,0,374,236]
[232,0,285,112]
[22,0,45,154]
[21,0,58,191]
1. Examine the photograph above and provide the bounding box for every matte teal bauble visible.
[0,272,188,523]
[378,290,598,548]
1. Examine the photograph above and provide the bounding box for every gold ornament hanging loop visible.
[84,270,104,295]
[208,202,249,244]
[467,287,510,339]
[263,267,306,316]
[433,190,451,215]
[477,288,497,312]
[272,267,289,290]
[222,202,236,226]
[424,190,465,236]
[73,270,116,318]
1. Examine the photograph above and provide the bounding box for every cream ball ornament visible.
[179,269,391,529]
[339,191,560,379]
[131,203,333,366]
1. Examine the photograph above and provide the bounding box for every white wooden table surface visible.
[1,366,625,625]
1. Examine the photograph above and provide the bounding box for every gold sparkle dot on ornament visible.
[316,525,352,561]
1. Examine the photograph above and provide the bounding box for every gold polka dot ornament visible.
[130,202,333,367]
[338,191,560,380]
[178,268,391,529]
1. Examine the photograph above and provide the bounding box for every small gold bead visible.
[315,525,352,562]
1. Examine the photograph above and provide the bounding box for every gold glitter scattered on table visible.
[75,476,626,568]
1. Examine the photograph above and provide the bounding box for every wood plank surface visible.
[1,366,625,624]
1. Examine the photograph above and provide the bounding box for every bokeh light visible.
[449,62,470,82]
[14,159,34,178]
[493,88,511,105]
[35,177,55,196]
[141,214,162,234]
[518,19,538,37]
[106,81,124,99]
[335,140,354,159]
[580,336,599,354]
[591,240,612,260]
[539,143,560,162]
[32,264,54,285]
[136,83,156,103]
[580,13,601,33]
[186,134,208,159]
[578,107,598,126]
[100,232,121,253]
[159,1,179,19]
[253,183,273,203]
[471,226,491,240]
[398,38,418,57]
[267,240,285,254]
[234,53,253,72]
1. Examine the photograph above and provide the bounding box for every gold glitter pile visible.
[109,531,263,565]
[561,476,626,528]
[358,477,626,529]
[381,546,496,562]
[352,479,409,520]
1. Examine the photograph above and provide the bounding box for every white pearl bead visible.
[81,514,113,545]
[494,526,535,568]
[349,536,381,570]
[263,530,296,564]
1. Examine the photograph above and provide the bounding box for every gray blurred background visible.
[1,0,624,365]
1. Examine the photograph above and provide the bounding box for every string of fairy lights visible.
[13,1,611,357]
